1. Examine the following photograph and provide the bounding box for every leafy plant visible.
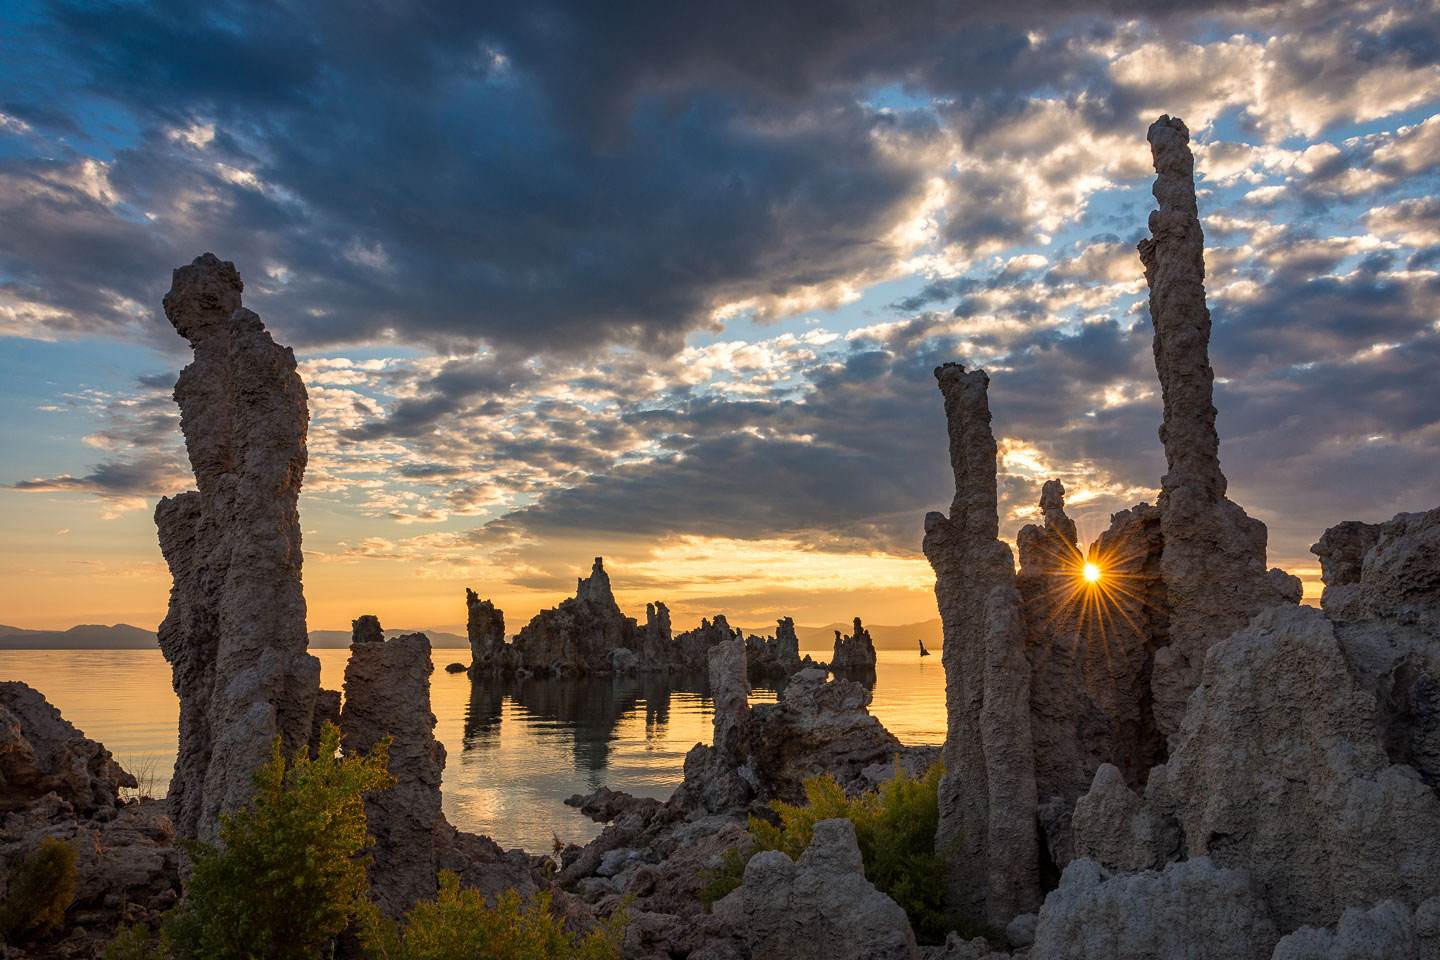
[102,922,171,960]
[0,835,78,943]
[164,721,395,960]
[698,761,972,944]
[356,871,626,960]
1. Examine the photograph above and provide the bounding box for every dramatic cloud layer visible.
[2,0,1438,627]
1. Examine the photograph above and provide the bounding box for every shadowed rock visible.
[340,629,446,916]
[922,362,1037,923]
[153,253,320,843]
[351,614,384,644]
[1138,116,1300,736]
[831,617,878,671]
[0,682,136,816]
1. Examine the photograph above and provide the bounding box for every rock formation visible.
[0,684,180,950]
[1137,115,1299,735]
[339,627,446,916]
[1,681,136,816]
[736,818,918,960]
[831,616,878,672]
[465,590,513,675]
[745,617,805,677]
[351,614,384,644]
[923,361,1040,923]
[153,253,321,843]
[922,115,1310,926]
[707,638,750,769]
[1032,858,1279,960]
[1272,899,1440,960]
[465,559,723,676]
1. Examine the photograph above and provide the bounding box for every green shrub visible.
[698,762,970,944]
[0,835,78,943]
[164,722,395,960]
[102,922,170,960]
[356,871,626,960]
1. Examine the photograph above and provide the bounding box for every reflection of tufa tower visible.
[924,116,1300,926]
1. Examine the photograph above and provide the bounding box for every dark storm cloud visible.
[0,0,1262,352]
[10,452,188,501]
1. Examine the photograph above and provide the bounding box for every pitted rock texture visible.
[1137,116,1299,737]
[708,638,750,769]
[153,253,320,843]
[1272,898,1440,960]
[831,616,878,672]
[1033,857,1279,960]
[0,682,136,816]
[1076,604,1440,933]
[739,818,919,960]
[922,361,1031,925]
[340,630,446,916]
[1313,508,1440,788]
[351,614,384,644]
[747,617,804,676]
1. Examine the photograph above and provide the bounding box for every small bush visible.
[698,762,969,944]
[695,846,748,909]
[356,871,626,960]
[0,835,78,943]
[164,722,395,960]
[102,923,170,960]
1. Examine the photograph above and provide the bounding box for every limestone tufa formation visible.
[0,681,136,816]
[153,253,321,843]
[339,626,447,916]
[830,616,878,671]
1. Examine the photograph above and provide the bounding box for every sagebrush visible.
[0,835,77,943]
[357,870,626,960]
[163,722,395,960]
[698,761,967,943]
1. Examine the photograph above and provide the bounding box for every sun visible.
[1083,562,1101,583]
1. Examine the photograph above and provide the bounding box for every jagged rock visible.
[351,614,384,644]
[1137,116,1299,737]
[674,615,741,668]
[565,785,663,824]
[444,662,466,673]
[1071,762,1178,874]
[308,687,342,754]
[746,617,803,676]
[923,361,1037,924]
[739,818,918,960]
[1078,604,1440,932]
[464,590,513,675]
[708,638,750,768]
[467,560,705,676]
[1,795,182,946]
[1033,857,1279,960]
[832,617,879,671]
[1313,509,1440,788]
[153,253,321,843]
[1271,898,1440,960]
[0,682,135,816]
[340,630,445,916]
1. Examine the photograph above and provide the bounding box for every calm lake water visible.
[0,647,945,853]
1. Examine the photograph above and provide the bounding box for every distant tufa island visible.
[0,619,940,651]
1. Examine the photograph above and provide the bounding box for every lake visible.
[0,647,946,853]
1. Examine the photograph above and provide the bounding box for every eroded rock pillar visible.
[154,253,319,843]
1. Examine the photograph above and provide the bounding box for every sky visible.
[1,0,1438,634]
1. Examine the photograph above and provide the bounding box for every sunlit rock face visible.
[340,627,446,917]
[153,253,320,843]
[1139,115,1301,738]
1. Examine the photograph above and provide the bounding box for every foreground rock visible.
[1,682,136,816]
[1033,858,1279,960]
[339,627,447,916]
[735,818,918,960]
[153,253,321,843]
[0,683,179,954]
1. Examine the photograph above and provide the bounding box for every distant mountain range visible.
[0,619,942,652]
